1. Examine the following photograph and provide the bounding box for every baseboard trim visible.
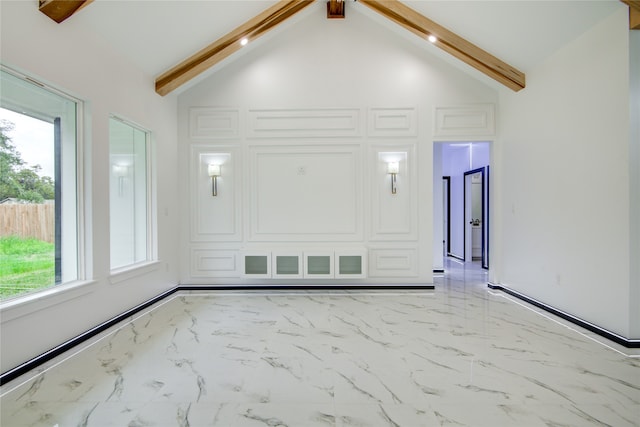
[433,269,445,273]
[180,285,435,291]
[487,283,640,349]
[0,287,180,386]
[448,253,464,261]
[1,283,435,386]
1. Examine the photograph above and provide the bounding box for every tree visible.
[0,120,22,199]
[0,119,54,203]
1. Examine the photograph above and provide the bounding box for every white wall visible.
[432,143,444,268]
[443,145,470,259]
[471,143,490,170]
[178,2,498,285]
[497,7,634,337]
[629,29,640,338]
[0,2,179,372]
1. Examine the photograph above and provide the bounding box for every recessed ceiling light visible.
[240,38,249,46]
[428,35,437,43]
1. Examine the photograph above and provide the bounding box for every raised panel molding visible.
[272,251,304,279]
[368,107,417,137]
[370,145,418,241]
[190,145,242,242]
[249,145,363,241]
[241,251,272,278]
[434,104,495,137]
[247,108,361,138]
[191,249,239,278]
[189,107,240,139]
[368,248,418,277]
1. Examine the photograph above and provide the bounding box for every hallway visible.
[1,261,638,426]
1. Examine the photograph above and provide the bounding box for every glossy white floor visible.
[1,260,639,427]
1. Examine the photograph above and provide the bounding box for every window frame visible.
[108,115,155,273]
[0,64,88,306]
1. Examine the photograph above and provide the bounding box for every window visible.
[0,66,81,300]
[109,116,151,270]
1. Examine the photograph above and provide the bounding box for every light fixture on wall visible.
[208,164,221,196]
[112,164,128,197]
[387,161,399,194]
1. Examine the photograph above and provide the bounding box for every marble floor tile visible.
[1,260,639,426]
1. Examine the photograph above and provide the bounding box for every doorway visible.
[434,142,490,271]
[464,167,489,269]
[442,176,451,258]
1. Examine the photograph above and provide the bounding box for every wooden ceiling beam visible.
[155,0,315,96]
[39,0,93,23]
[327,0,346,19]
[621,1,640,29]
[632,9,640,29]
[358,0,526,92]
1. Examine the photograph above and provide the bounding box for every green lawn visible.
[0,236,55,299]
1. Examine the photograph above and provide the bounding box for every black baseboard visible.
[0,283,435,386]
[0,287,180,386]
[179,284,435,291]
[487,283,639,349]
[447,253,464,261]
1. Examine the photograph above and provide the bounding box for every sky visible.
[0,107,54,179]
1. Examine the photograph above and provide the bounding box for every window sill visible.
[0,279,98,323]
[109,261,161,286]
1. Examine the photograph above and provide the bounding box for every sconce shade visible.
[387,162,399,174]
[208,164,221,177]
[112,164,128,177]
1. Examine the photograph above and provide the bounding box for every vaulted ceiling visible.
[38,0,627,96]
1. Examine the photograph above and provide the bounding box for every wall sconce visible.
[208,164,221,196]
[112,164,128,197]
[387,162,399,194]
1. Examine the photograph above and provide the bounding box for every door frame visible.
[443,176,451,257]
[482,166,490,270]
[463,167,487,266]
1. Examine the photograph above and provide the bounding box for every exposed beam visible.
[327,0,345,19]
[621,1,640,29]
[155,0,315,96]
[358,0,526,92]
[632,8,640,30]
[39,0,93,23]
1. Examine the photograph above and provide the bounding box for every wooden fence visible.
[0,204,54,243]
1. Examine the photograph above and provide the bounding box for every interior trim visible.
[487,283,639,349]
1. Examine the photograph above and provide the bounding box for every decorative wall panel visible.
[368,248,418,277]
[368,107,417,137]
[434,104,495,137]
[370,145,418,241]
[304,251,335,278]
[190,145,241,242]
[189,107,240,139]
[249,145,362,241]
[272,251,304,279]
[191,249,238,278]
[335,249,367,279]
[247,108,361,138]
[241,252,272,278]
